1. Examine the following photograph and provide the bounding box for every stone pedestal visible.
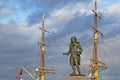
[65,76,91,80]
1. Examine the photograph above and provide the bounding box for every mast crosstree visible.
[90,0,107,80]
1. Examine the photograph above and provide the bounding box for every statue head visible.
[71,36,77,44]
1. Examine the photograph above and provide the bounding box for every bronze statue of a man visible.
[63,36,83,76]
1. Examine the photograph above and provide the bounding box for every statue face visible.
[71,37,77,43]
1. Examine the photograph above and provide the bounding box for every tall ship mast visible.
[35,15,54,80]
[16,15,54,80]
[90,0,107,80]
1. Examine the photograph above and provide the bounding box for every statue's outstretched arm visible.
[63,51,70,55]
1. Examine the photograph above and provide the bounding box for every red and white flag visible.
[19,69,23,75]
[16,68,23,80]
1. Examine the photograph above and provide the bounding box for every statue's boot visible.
[70,72,76,76]
[76,65,81,75]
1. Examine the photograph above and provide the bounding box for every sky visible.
[0,0,120,80]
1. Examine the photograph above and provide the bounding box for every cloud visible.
[0,19,40,80]
[27,0,92,25]
[0,6,12,16]
[43,2,93,43]
[0,19,39,54]
[106,3,120,16]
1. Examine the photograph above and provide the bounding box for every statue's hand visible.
[63,53,66,55]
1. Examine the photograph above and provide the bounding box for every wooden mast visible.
[92,0,99,80]
[90,0,107,80]
[41,14,45,80]
[34,15,54,80]
[18,15,54,80]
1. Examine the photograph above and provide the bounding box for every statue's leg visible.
[70,57,76,75]
[76,64,81,75]
[75,58,81,75]
[71,64,76,75]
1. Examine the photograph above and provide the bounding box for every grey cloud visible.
[0,6,12,16]
[33,0,92,9]
[46,13,93,46]
[26,0,92,25]
[0,20,35,54]
[0,54,37,80]
[0,20,37,79]
[27,10,44,26]
[46,10,120,45]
